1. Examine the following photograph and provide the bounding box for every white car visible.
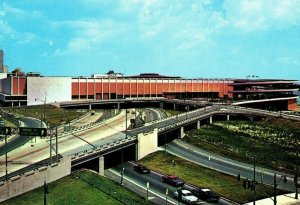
[174,189,198,204]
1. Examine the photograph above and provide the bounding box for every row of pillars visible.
[180,115,230,138]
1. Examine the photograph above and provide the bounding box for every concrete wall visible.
[0,78,11,95]
[137,128,158,160]
[0,157,71,203]
[27,77,72,105]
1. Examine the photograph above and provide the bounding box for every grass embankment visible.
[184,119,300,173]
[139,151,287,204]
[164,109,183,117]
[1,170,151,205]
[4,105,86,127]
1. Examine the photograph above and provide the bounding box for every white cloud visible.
[1,3,25,16]
[17,33,36,44]
[223,0,300,32]
[52,19,126,56]
[278,56,300,65]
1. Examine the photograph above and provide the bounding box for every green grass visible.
[184,119,299,172]
[164,109,183,117]
[4,105,86,127]
[139,151,288,204]
[1,170,151,205]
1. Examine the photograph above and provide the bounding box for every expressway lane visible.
[109,162,232,205]
[167,140,295,192]
[0,110,135,177]
[0,116,47,155]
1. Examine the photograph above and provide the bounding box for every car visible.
[133,165,150,174]
[162,175,184,187]
[174,189,198,204]
[191,188,220,202]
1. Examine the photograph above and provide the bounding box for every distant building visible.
[0,50,298,110]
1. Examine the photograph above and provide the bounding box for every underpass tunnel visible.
[71,144,136,173]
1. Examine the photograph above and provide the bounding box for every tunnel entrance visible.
[71,144,136,173]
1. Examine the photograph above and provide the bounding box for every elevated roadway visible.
[1,103,299,189]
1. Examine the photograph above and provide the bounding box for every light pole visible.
[5,134,8,181]
[296,139,299,199]
[35,93,46,128]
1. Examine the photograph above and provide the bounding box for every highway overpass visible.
[1,104,300,202]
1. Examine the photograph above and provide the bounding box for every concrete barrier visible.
[0,157,71,203]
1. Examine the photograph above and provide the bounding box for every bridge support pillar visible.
[227,115,230,121]
[160,102,164,109]
[117,103,120,110]
[89,103,92,110]
[137,128,158,160]
[197,120,201,129]
[99,156,104,176]
[180,126,185,138]
[209,116,213,124]
[173,103,176,110]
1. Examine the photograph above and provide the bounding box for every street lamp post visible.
[296,140,299,199]
[35,93,46,128]
[5,134,8,181]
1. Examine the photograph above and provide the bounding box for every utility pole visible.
[274,174,277,205]
[296,141,299,199]
[253,156,256,205]
[44,181,48,205]
[56,126,58,163]
[5,134,8,181]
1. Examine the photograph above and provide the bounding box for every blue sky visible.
[0,0,300,79]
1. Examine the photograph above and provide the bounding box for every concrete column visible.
[197,120,201,129]
[122,78,125,99]
[98,156,104,176]
[101,78,104,100]
[108,78,111,99]
[129,78,132,98]
[117,102,120,110]
[86,78,88,100]
[17,77,20,95]
[78,78,81,100]
[160,102,164,109]
[227,115,230,121]
[94,78,96,100]
[89,103,91,110]
[149,79,151,97]
[173,103,176,110]
[155,78,157,97]
[209,116,213,124]
[136,79,138,98]
[137,128,158,160]
[180,126,185,138]
[115,78,118,99]
[143,78,145,97]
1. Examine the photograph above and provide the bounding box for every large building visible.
[0,73,298,110]
[0,52,298,110]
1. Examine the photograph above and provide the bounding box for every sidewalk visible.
[244,193,300,205]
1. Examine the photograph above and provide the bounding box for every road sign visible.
[19,127,47,136]
[0,127,11,135]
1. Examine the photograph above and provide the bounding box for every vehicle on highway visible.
[191,188,220,202]
[162,175,184,187]
[0,119,4,126]
[174,189,198,204]
[133,164,150,174]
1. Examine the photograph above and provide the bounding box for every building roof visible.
[127,73,180,79]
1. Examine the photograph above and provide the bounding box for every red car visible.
[162,175,184,187]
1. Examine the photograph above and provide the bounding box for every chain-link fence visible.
[73,171,148,205]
